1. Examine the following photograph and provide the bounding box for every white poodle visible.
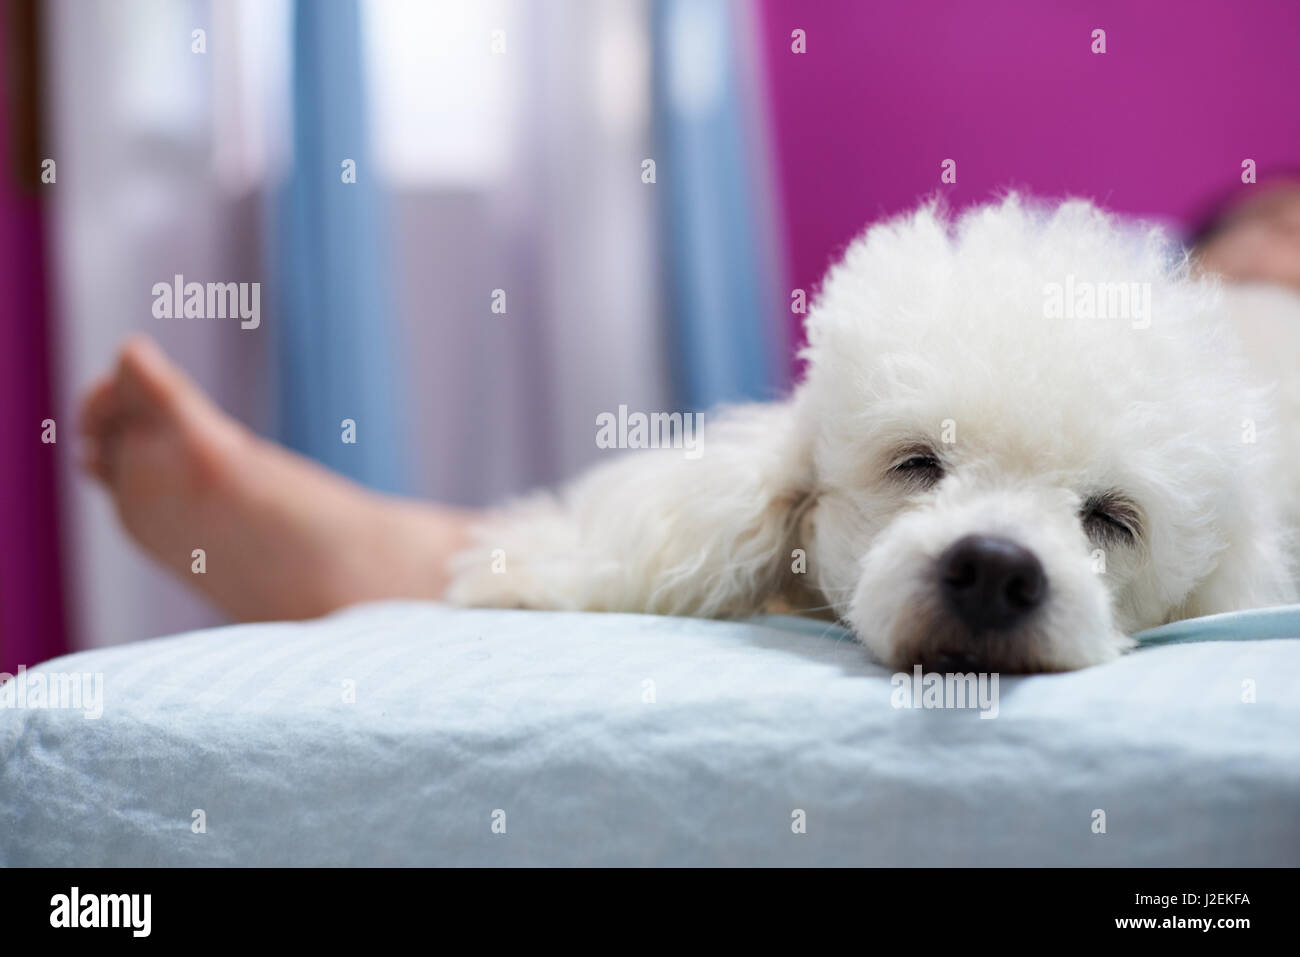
[448,196,1299,672]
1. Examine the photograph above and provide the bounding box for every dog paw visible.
[444,548,544,609]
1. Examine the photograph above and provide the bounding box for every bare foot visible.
[80,336,474,622]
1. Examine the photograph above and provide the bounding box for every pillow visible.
[2,601,1297,866]
[1132,603,1300,646]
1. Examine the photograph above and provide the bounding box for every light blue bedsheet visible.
[2,601,1297,866]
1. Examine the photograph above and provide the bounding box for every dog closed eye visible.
[1081,492,1142,545]
[889,449,944,487]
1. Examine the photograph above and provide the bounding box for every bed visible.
[2,601,1298,866]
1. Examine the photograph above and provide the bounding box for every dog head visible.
[787,196,1295,671]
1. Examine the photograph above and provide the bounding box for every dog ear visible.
[613,399,815,617]
[446,398,815,617]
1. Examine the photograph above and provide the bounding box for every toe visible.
[115,334,228,440]
[78,376,122,483]
[78,375,118,437]
[117,335,231,432]
[116,336,185,412]
[80,439,112,483]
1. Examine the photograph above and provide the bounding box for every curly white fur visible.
[448,195,1299,672]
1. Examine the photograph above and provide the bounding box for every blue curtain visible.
[271,0,407,492]
[653,0,787,411]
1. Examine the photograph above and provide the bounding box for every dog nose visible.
[938,534,1046,631]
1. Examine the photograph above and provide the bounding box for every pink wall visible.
[758,0,1300,345]
[0,9,69,672]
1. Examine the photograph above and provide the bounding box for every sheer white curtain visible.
[367,0,668,504]
[44,0,286,650]
[44,0,666,648]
